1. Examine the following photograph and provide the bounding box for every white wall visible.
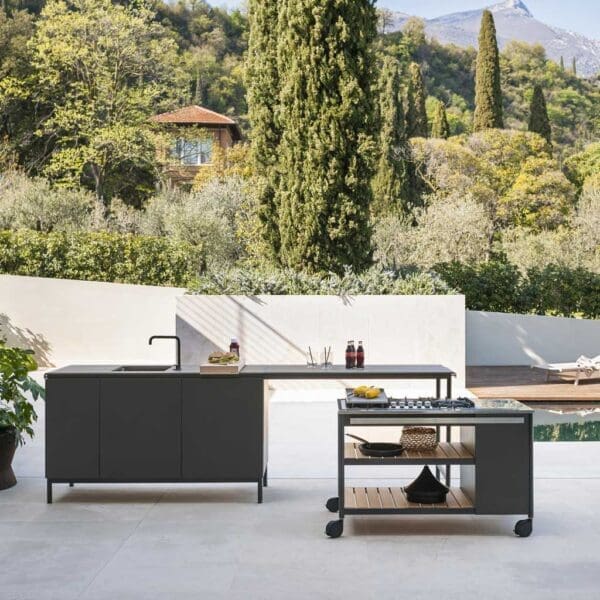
[0,275,184,366]
[466,310,600,366]
[177,294,466,391]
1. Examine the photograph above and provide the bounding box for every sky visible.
[211,1,600,40]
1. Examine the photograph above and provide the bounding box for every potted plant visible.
[0,340,45,490]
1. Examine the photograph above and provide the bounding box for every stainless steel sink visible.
[112,365,174,372]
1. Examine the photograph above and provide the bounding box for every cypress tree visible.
[473,9,503,131]
[372,56,413,216]
[406,62,428,138]
[528,84,552,147]
[431,99,450,139]
[276,0,377,273]
[246,0,281,256]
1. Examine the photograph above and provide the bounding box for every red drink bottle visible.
[356,341,365,368]
[345,340,354,369]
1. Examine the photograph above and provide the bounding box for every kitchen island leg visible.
[257,478,263,504]
[46,480,52,504]
[325,414,345,538]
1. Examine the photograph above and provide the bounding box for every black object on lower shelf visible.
[404,466,449,504]
[345,433,404,457]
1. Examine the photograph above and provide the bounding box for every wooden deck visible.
[467,366,600,402]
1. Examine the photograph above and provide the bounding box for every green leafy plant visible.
[0,341,45,445]
[0,230,202,287]
[434,260,600,318]
[188,266,454,296]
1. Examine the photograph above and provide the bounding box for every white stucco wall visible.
[176,294,466,392]
[466,310,600,366]
[3,275,598,373]
[0,275,185,366]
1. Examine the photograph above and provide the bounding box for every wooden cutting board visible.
[199,360,245,374]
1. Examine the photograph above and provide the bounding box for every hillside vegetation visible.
[0,2,598,315]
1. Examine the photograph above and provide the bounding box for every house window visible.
[173,138,213,166]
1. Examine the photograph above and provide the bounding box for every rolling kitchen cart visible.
[325,397,534,538]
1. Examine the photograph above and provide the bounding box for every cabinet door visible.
[46,378,99,479]
[100,378,181,480]
[475,420,532,515]
[182,378,264,480]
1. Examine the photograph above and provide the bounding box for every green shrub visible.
[434,261,524,313]
[435,260,600,318]
[523,265,600,319]
[189,266,454,296]
[0,172,95,232]
[0,230,202,287]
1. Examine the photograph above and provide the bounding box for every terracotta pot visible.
[0,428,18,490]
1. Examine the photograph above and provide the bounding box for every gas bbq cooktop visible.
[346,397,476,410]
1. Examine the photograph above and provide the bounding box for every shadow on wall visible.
[176,294,467,392]
[0,313,53,368]
[466,310,600,366]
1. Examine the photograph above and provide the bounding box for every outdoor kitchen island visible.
[327,397,534,538]
[44,364,455,504]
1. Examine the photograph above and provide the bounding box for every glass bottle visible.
[345,340,354,369]
[356,341,365,368]
[229,337,240,357]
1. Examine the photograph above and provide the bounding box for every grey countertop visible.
[338,397,533,415]
[44,364,531,413]
[45,364,456,379]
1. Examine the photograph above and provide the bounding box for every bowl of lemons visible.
[351,385,382,399]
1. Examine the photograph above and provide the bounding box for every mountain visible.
[385,0,600,77]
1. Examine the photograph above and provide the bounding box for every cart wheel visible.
[325,520,344,538]
[325,497,339,513]
[514,519,532,538]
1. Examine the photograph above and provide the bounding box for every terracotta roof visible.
[151,105,237,126]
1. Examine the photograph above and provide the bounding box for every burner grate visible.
[431,397,475,409]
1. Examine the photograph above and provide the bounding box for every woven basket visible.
[400,426,437,451]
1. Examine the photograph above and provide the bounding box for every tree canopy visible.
[372,55,413,216]
[473,10,503,131]
[11,0,184,203]
[528,84,552,147]
[406,62,428,138]
[272,0,378,273]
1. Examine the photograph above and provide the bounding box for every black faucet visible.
[149,335,181,370]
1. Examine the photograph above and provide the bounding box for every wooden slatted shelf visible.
[344,486,475,514]
[344,442,474,465]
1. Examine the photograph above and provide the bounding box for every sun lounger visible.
[533,355,600,385]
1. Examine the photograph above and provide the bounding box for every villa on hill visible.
[151,105,242,188]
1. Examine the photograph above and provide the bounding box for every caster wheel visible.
[514,519,532,538]
[326,497,339,513]
[325,520,343,538]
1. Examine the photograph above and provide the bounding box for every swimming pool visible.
[529,403,600,441]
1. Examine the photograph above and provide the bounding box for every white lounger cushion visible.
[534,355,600,372]
[533,356,600,384]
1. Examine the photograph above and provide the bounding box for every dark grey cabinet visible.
[45,373,268,503]
[100,378,182,480]
[182,377,265,480]
[474,422,532,515]
[46,378,100,479]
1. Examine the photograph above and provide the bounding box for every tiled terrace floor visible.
[2,400,600,600]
